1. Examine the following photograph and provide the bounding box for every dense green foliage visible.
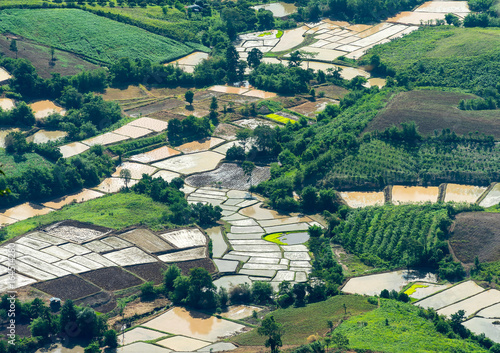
[167,115,212,145]
[0,146,113,208]
[0,8,197,65]
[365,27,500,90]
[334,300,488,352]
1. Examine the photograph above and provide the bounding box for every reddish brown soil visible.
[364,90,500,139]
[80,267,143,291]
[125,262,168,285]
[176,258,217,275]
[449,212,500,263]
[32,275,101,300]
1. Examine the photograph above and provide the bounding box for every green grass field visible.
[0,8,196,65]
[364,27,500,89]
[0,149,53,179]
[335,300,487,352]
[2,193,172,242]
[231,295,377,346]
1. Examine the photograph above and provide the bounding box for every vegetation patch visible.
[0,149,53,179]
[335,300,487,352]
[364,90,500,139]
[2,193,173,242]
[404,283,428,296]
[0,8,196,65]
[449,212,500,263]
[264,232,288,245]
[266,113,297,125]
[231,295,376,346]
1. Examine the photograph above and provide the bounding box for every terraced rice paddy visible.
[0,67,11,82]
[387,1,469,25]
[26,130,67,144]
[120,327,168,346]
[341,270,437,296]
[112,162,157,180]
[464,318,500,343]
[167,51,209,73]
[391,185,439,204]
[404,282,452,300]
[444,184,487,203]
[1,202,53,221]
[340,191,385,208]
[59,142,89,158]
[234,118,277,129]
[480,183,500,208]
[82,132,130,147]
[152,151,224,175]
[129,146,180,163]
[28,100,66,120]
[42,189,105,209]
[94,177,139,193]
[186,163,271,190]
[176,137,225,153]
[415,281,484,310]
[0,128,21,148]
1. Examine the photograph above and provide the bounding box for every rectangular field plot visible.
[340,191,385,208]
[157,336,209,351]
[119,228,173,253]
[158,247,207,262]
[152,151,224,175]
[176,137,225,154]
[392,185,439,204]
[45,221,112,243]
[15,236,51,250]
[0,273,36,292]
[464,318,500,343]
[414,1,469,12]
[477,303,500,318]
[32,274,101,300]
[144,306,246,342]
[104,247,156,266]
[118,342,171,353]
[82,132,129,146]
[112,124,152,139]
[125,262,168,284]
[444,184,487,203]
[386,11,447,25]
[129,146,181,164]
[15,261,56,281]
[41,246,74,260]
[112,162,157,180]
[480,184,500,208]
[437,290,500,318]
[159,228,207,248]
[129,117,169,132]
[416,281,484,310]
[404,282,452,300]
[121,327,168,346]
[94,177,139,193]
[59,141,89,158]
[2,202,54,221]
[80,267,144,291]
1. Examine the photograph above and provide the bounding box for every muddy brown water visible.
[340,191,385,208]
[29,100,65,119]
[27,130,67,144]
[251,2,297,17]
[392,185,439,204]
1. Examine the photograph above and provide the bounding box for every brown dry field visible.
[125,262,168,284]
[80,267,144,291]
[149,110,187,121]
[76,291,117,313]
[101,85,149,101]
[108,297,169,328]
[314,84,349,100]
[364,90,500,139]
[449,212,500,263]
[32,274,101,300]
[124,98,185,116]
[0,36,99,78]
[176,258,217,275]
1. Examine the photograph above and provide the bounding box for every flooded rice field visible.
[234,118,277,129]
[222,305,262,320]
[129,146,181,164]
[444,184,487,203]
[271,26,308,52]
[404,282,452,300]
[142,307,246,342]
[414,1,469,13]
[464,318,500,344]
[29,100,66,120]
[27,130,67,144]
[152,151,224,175]
[391,185,439,204]
[94,177,139,193]
[416,281,484,311]
[59,142,89,158]
[1,202,54,221]
[42,188,104,209]
[82,132,129,147]
[0,128,21,147]
[480,183,500,208]
[176,137,225,154]
[112,162,157,180]
[340,191,385,208]
[251,2,297,17]
[0,67,11,82]
[341,270,437,296]
[167,51,209,73]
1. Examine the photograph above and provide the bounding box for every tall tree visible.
[257,316,283,353]
[10,39,18,59]
[225,45,240,83]
[185,90,194,106]
[247,48,263,69]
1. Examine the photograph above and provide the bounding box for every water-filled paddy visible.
[340,191,385,208]
[152,151,224,175]
[480,184,500,208]
[463,318,500,344]
[392,185,439,204]
[143,307,246,342]
[59,142,89,158]
[251,2,297,17]
[29,100,66,120]
[27,130,67,144]
[444,184,486,203]
[0,98,14,111]
[130,146,180,164]
[416,281,484,310]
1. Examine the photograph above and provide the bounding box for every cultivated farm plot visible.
[94,177,139,193]
[120,327,168,346]
[26,130,67,144]
[80,266,143,291]
[251,2,297,17]
[340,191,385,208]
[118,342,171,353]
[444,184,487,203]
[1,202,53,221]
[112,162,157,180]
[437,290,500,318]
[0,98,15,111]
[186,163,271,190]
[480,184,500,208]
[234,118,277,129]
[405,282,452,300]
[416,281,484,310]
[152,151,224,175]
[0,9,197,65]
[59,142,89,158]
[0,67,12,82]
[28,100,66,120]
[158,247,207,262]
[44,221,111,244]
[157,336,210,351]
[129,146,181,164]
[82,132,130,147]
[159,228,207,248]
[391,186,439,204]
[176,137,225,154]
[143,307,246,342]
[112,124,153,139]
[342,270,437,296]
[119,228,173,253]
[166,51,209,73]
[32,274,100,300]
[464,318,500,344]
[414,1,469,13]
[103,247,156,266]
[129,117,169,132]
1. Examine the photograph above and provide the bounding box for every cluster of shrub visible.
[0,295,118,353]
[131,174,222,226]
[0,146,114,208]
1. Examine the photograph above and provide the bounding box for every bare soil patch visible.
[75,291,117,313]
[314,85,350,99]
[80,267,144,291]
[0,36,99,78]
[101,85,148,101]
[125,262,168,284]
[176,258,217,275]
[450,212,500,263]
[124,98,184,117]
[186,163,271,190]
[364,90,500,139]
[32,274,101,300]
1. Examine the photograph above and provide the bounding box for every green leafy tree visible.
[164,264,181,292]
[119,168,132,189]
[187,268,218,309]
[104,329,118,348]
[185,90,194,106]
[9,39,17,58]
[257,316,283,353]
[247,48,263,69]
[252,281,273,304]
[331,332,349,350]
[288,51,302,68]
